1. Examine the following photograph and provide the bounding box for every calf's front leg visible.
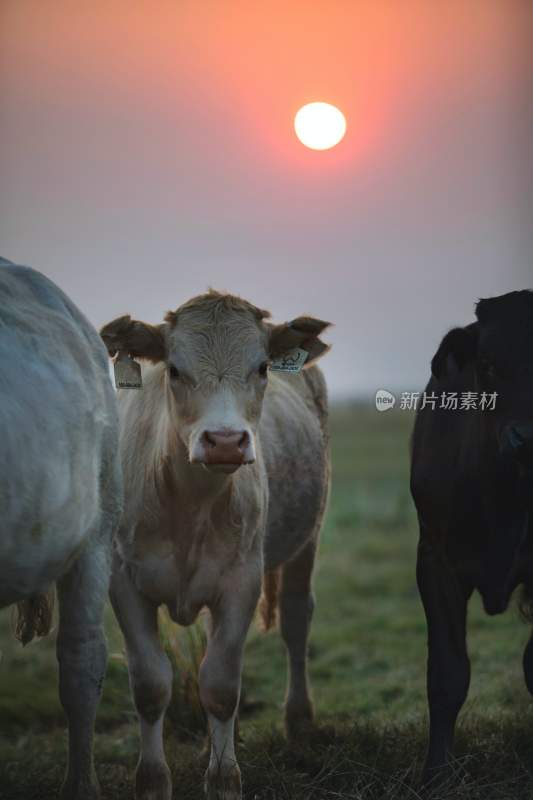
[109,555,173,800]
[417,538,472,782]
[201,570,261,800]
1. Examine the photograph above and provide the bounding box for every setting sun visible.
[294,102,347,150]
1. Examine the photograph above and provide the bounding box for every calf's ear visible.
[100,315,166,362]
[431,323,478,379]
[269,316,331,366]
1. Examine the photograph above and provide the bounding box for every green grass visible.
[1,404,532,799]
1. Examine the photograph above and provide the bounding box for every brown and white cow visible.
[100,291,331,800]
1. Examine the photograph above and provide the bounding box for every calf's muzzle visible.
[200,430,252,465]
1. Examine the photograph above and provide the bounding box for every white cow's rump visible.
[101,290,331,800]
[0,258,122,800]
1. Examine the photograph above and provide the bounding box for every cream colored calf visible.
[101,291,331,800]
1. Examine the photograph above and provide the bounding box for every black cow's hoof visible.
[420,761,452,794]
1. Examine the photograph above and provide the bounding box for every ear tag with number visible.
[270,347,308,374]
[114,352,142,389]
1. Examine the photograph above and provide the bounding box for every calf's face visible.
[101,292,330,474]
[431,290,533,470]
[164,300,271,472]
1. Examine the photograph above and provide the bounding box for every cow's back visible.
[0,260,119,604]
[260,366,330,569]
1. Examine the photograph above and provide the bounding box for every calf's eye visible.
[168,365,180,380]
[258,361,269,378]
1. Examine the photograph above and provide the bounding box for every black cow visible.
[410,290,533,779]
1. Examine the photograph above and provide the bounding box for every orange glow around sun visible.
[4,1,523,174]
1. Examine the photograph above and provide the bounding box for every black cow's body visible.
[410,290,533,778]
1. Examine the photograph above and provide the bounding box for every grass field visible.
[1,404,533,799]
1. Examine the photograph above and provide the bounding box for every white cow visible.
[0,258,122,799]
[101,291,331,800]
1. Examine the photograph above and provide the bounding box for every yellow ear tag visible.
[113,352,142,389]
[270,348,308,373]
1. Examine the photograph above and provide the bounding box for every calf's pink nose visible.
[201,430,251,464]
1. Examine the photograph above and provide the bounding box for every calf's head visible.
[431,289,533,470]
[101,292,330,473]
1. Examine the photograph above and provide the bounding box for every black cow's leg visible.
[417,538,472,780]
[523,628,533,695]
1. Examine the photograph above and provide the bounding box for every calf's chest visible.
[125,523,242,626]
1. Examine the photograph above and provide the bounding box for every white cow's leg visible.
[56,540,110,800]
[109,555,172,800]
[279,540,316,738]
[200,572,261,800]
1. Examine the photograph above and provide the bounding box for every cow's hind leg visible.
[417,538,472,783]
[520,582,533,694]
[56,539,110,800]
[524,632,533,695]
[109,555,172,800]
[523,629,533,696]
[279,540,316,738]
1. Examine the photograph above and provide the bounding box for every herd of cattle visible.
[0,256,532,800]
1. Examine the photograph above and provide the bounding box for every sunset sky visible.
[1,1,532,397]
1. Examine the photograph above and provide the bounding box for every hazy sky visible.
[1,1,532,397]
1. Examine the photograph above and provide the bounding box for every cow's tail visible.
[14,589,55,646]
[258,568,281,632]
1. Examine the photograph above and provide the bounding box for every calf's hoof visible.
[135,759,172,800]
[60,772,100,800]
[285,700,315,741]
[204,763,242,800]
